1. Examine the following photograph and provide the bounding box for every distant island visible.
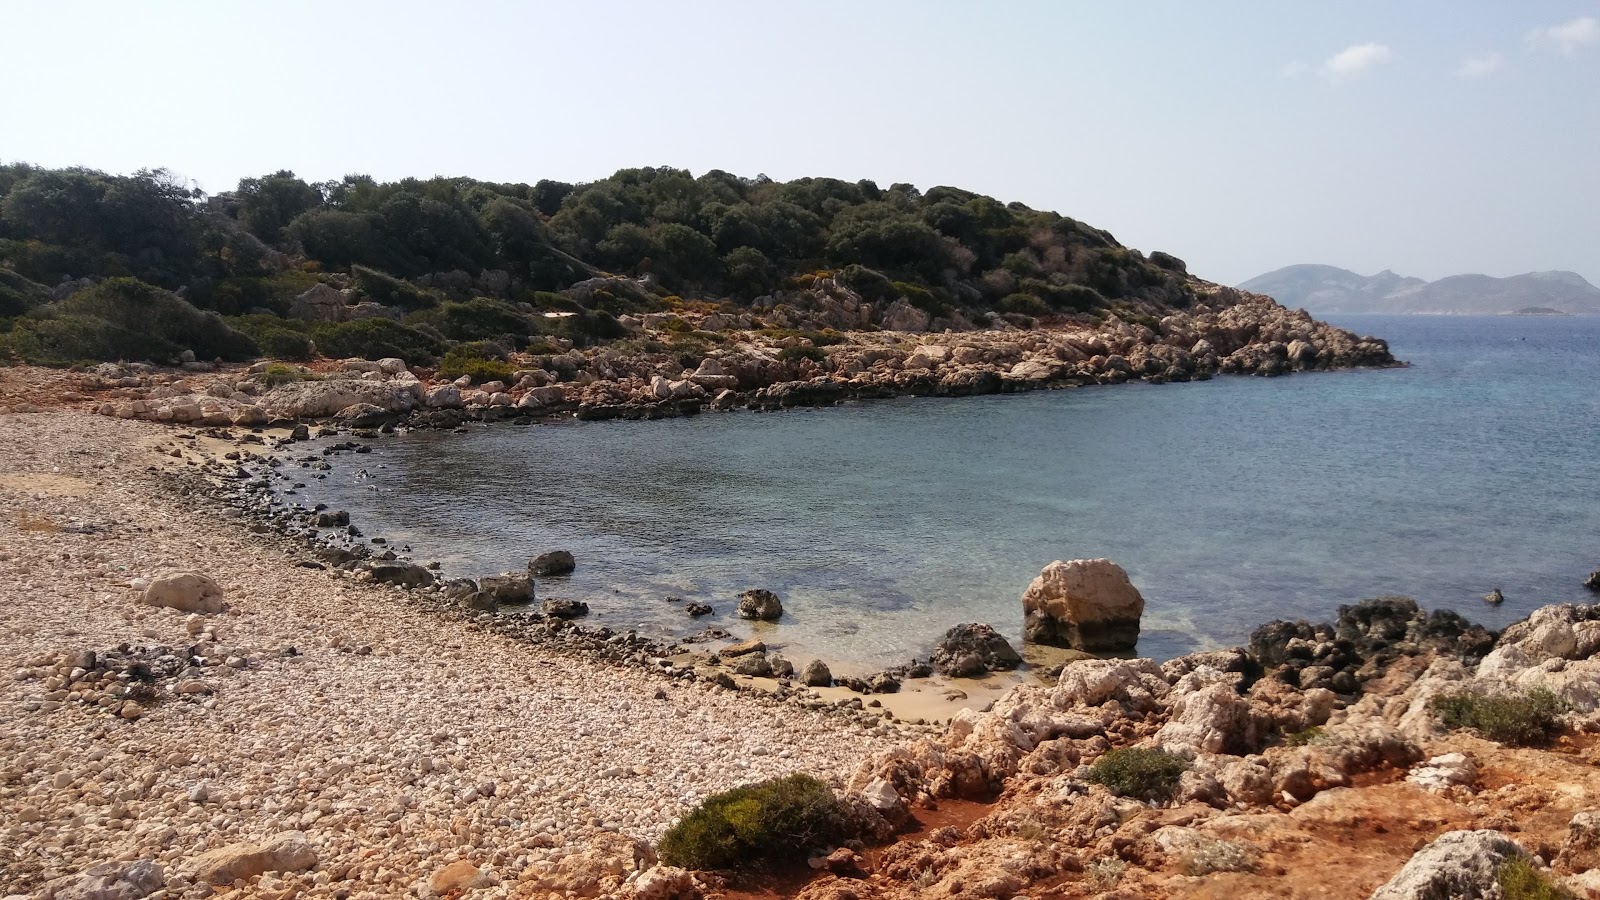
[1239,264,1600,316]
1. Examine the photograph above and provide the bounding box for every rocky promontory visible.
[29,280,1401,429]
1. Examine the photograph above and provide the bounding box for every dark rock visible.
[685,602,714,617]
[1586,569,1600,592]
[770,657,795,679]
[361,561,436,589]
[542,598,589,620]
[478,572,534,605]
[529,550,576,577]
[737,589,783,621]
[868,672,901,694]
[733,655,773,677]
[801,659,833,687]
[312,510,350,528]
[930,623,1023,677]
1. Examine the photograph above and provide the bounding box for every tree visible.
[236,171,323,243]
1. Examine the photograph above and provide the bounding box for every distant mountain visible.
[1239,265,1600,315]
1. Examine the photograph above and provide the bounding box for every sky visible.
[2,1,1597,287]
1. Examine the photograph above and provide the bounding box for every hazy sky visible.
[3,1,1597,286]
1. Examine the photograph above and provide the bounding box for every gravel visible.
[0,411,898,898]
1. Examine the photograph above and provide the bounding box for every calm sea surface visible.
[287,316,1600,672]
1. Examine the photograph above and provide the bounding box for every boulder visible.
[187,831,317,885]
[1586,569,1600,592]
[1407,752,1478,793]
[477,572,533,605]
[543,598,589,619]
[632,865,700,900]
[722,638,766,658]
[287,283,349,322]
[261,378,422,419]
[429,860,488,895]
[929,623,1023,677]
[737,589,783,621]
[1021,558,1144,651]
[802,659,833,687]
[530,550,576,577]
[35,860,165,900]
[733,655,773,677]
[141,573,225,614]
[361,561,436,589]
[1368,830,1527,900]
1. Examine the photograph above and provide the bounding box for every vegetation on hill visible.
[0,161,1202,365]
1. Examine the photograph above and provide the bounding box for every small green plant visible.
[1086,856,1126,889]
[1085,747,1190,802]
[656,774,848,871]
[1499,857,1575,900]
[778,344,827,364]
[1431,687,1568,746]
[258,363,309,387]
[436,344,513,383]
[1285,726,1326,747]
[1013,814,1049,843]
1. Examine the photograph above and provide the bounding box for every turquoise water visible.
[293,316,1600,672]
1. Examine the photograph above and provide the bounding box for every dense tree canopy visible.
[0,160,1196,365]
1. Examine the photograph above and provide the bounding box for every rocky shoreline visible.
[16,287,1401,431]
[9,361,1600,899]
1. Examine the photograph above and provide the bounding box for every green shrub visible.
[998,292,1050,317]
[657,774,847,871]
[1085,748,1189,802]
[228,314,314,361]
[0,266,51,318]
[1431,687,1568,746]
[10,277,258,365]
[259,363,311,387]
[1499,857,1574,900]
[1284,726,1325,747]
[311,318,442,362]
[351,265,436,311]
[407,296,537,343]
[436,343,513,383]
[187,271,320,316]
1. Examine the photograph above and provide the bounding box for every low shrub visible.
[1284,726,1325,747]
[1431,687,1568,746]
[1499,857,1575,900]
[311,318,442,363]
[1085,748,1189,802]
[258,363,310,388]
[998,292,1050,317]
[228,314,314,361]
[0,267,51,318]
[436,343,513,383]
[1180,839,1258,876]
[9,277,258,365]
[351,265,437,311]
[407,296,537,343]
[656,774,848,871]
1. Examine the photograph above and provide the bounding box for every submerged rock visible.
[1586,569,1600,592]
[1021,558,1144,651]
[530,550,576,577]
[477,572,534,605]
[930,623,1023,677]
[543,598,589,619]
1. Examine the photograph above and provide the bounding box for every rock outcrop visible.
[1021,559,1144,651]
[929,623,1023,677]
[1368,830,1526,900]
[737,589,783,621]
[530,550,576,577]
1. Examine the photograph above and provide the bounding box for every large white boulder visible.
[1022,558,1145,651]
[141,573,225,614]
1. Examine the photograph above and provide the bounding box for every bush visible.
[259,363,311,387]
[998,292,1050,317]
[0,266,51,318]
[228,314,314,361]
[311,318,442,363]
[10,277,258,365]
[657,774,847,872]
[407,296,536,343]
[1431,687,1568,746]
[1499,857,1574,900]
[436,343,513,383]
[351,265,436,311]
[778,345,827,364]
[1085,748,1189,802]
[1284,726,1325,747]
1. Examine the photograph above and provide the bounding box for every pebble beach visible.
[0,411,901,898]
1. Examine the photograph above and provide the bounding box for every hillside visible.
[0,163,1210,367]
[1240,264,1600,315]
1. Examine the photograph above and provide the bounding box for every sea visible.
[282,315,1600,674]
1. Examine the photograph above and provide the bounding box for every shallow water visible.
[288,315,1600,673]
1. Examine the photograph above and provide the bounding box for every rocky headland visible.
[15,279,1400,430]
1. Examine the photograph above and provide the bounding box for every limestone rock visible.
[476,572,533,605]
[1022,558,1145,651]
[737,589,783,621]
[261,378,422,419]
[187,831,317,885]
[36,860,164,900]
[929,623,1023,677]
[1407,752,1477,792]
[1368,830,1527,900]
[802,659,833,687]
[361,561,436,589]
[140,572,225,614]
[429,860,488,895]
[721,638,766,657]
[632,866,700,900]
[733,655,773,677]
[530,550,576,577]
[1155,680,1262,755]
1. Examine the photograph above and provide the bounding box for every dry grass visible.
[12,511,59,533]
